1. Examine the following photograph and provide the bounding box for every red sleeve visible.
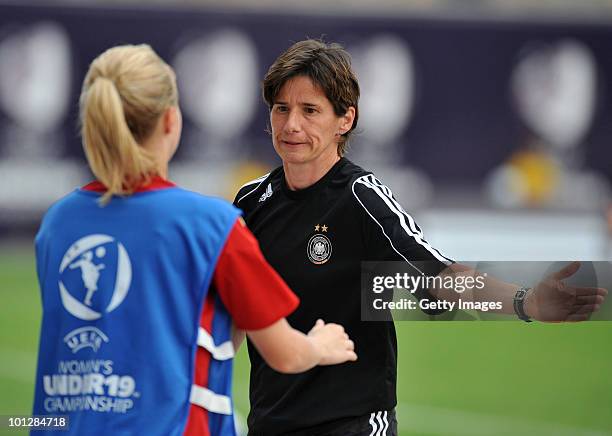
[212,219,300,330]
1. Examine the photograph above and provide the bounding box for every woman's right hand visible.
[248,318,357,373]
[307,319,357,365]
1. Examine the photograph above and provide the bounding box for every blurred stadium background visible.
[1,0,612,435]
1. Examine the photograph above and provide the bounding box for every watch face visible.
[516,290,527,299]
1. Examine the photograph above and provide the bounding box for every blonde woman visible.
[32,44,356,436]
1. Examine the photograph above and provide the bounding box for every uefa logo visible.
[58,234,132,321]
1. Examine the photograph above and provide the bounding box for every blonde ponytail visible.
[79,44,178,205]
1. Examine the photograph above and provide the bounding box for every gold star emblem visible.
[321,224,328,232]
[315,224,320,231]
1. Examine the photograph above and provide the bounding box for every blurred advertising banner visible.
[0,4,611,226]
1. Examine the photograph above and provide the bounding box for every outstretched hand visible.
[527,261,608,322]
[308,319,357,365]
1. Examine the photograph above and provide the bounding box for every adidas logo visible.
[259,183,273,202]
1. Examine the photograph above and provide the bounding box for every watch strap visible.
[513,287,533,322]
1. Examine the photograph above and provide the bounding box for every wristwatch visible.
[513,287,533,322]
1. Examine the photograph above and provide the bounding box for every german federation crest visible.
[58,234,132,320]
[307,234,332,265]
